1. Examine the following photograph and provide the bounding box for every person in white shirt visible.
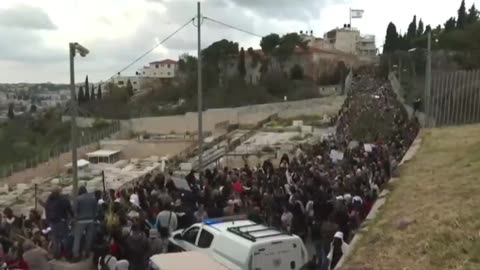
[327,231,349,270]
[194,204,208,222]
[281,206,293,232]
[156,203,178,236]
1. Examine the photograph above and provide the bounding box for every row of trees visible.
[384,0,479,54]
[78,75,136,106]
[77,76,103,104]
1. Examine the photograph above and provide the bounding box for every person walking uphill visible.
[45,188,73,260]
[72,186,98,261]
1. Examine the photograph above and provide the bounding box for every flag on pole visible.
[350,9,364,19]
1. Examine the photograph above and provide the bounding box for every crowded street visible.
[0,76,419,270]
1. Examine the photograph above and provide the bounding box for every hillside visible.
[341,125,480,270]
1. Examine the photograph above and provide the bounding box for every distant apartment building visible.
[140,59,178,79]
[110,75,140,92]
[324,26,378,59]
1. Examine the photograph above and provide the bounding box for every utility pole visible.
[425,32,432,128]
[197,1,203,171]
[69,43,79,213]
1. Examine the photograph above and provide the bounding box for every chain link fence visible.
[0,121,120,179]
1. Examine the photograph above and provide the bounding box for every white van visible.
[168,216,308,270]
[149,251,229,270]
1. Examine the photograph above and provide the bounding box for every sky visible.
[0,0,477,84]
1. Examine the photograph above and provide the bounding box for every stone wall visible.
[68,96,345,136]
[2,143,99,186]
[99,140,192,160]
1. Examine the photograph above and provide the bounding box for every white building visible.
[324,27,377,57]
[140,59,178,79]
[110,75,140,92]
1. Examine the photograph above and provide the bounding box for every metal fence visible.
[427,69,480,127]
[0,121,120,179]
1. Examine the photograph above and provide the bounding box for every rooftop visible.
[150,59,178,65]
[206,219,295,243]
[86,149,121,157]
[64,159,90,168]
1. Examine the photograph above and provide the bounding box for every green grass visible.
[342,125,480,270]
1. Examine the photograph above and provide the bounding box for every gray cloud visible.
[0,0,317,83]
[227,0,329,20]
[0,28,64,63]
[0,5,57,30]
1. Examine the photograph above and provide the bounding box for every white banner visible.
[351,9,364,19]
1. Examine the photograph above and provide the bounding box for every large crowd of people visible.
[0,76,419,270]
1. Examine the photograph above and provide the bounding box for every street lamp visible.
[69,42,89,216]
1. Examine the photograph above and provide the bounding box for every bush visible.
[92,118,110,130]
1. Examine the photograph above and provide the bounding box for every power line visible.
[107,17,195,80]
[203,16,263,38]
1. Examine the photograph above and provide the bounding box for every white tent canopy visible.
[86,149,121,164]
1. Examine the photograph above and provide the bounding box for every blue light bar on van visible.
[203,215,247,225]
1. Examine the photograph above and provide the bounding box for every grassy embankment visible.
[342,125,480,270]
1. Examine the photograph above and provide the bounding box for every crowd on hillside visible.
[0,76,419,270]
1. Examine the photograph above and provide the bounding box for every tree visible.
[238,47,246,78]
[425,25,432,33]
[126,79,134,97]
[7,104,14,119]
[290,64,304,80]
[203,39,239,64]
[467,4,479,24]
[384,22,399,53]
[107,82,115,94]
[276,33,305,65]
[29,104,37,113]
[407,15,417,40]
[97,84,102,99]
[457,0,467,29]
[202,39,239,87]
[445,17,457,32]
[78,86,85,104]
[417,19,424,36]
[260,34,280,55]
[90,84,95,101]
[84,76,90,101]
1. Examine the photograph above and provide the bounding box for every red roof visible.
[150,59,178,65]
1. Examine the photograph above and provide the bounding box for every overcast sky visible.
[0,0,477,84]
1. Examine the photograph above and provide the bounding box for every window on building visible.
[133,81,137,84]
[197,230,214,248]
[167,64,171,68]
[155,64,159,69]
[117,81,124,85]
[167,72,171,76]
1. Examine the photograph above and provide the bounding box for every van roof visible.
[150,251,229,270]
[206,219,297,244]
